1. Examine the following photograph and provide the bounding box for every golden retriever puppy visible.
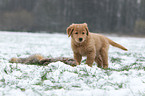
[67,23,127,69]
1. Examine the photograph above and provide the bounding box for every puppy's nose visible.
[79,38,83,41]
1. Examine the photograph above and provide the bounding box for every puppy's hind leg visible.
[100,47,109,69]
[95,55,103,68]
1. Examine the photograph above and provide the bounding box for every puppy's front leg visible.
[86,52,95,67]
[74,53,82,65]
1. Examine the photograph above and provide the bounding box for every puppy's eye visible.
[82,32,85,34]
[75,32,78,34]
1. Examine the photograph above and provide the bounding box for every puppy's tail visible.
[107,38,128,51]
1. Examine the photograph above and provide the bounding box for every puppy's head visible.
[67,23,89,43]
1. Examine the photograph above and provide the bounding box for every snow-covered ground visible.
[0,31,144,96]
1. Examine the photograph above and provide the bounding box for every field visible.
[0,32,145,96]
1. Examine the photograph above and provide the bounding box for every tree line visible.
[0,0,145,35]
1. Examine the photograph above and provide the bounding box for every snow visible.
[0,31,145,96]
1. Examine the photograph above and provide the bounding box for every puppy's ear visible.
[67,25,74,37]
[83,23,89,36]
[83,23,87,25]
[85,27,89,36]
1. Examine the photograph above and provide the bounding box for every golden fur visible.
[67,23,128,69]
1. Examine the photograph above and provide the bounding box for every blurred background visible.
[0,0,145,36]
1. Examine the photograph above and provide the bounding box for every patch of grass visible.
[117,83,124,89]
[72,85,81,88]
[116,52,131,56]
[74,69,79,74]
[0,77,6,88]
[81,59,86,63]
[16,86,26,92]
[106,66,131,72]
[106,58,144,72]
[44,85,64,90]
[110,57,122,63]
[41,71,49,81]
[51,85,63,89]
[34,82,43,86]
[25,51,31,55]
[104,70,112,76]
[32,87,43,96]
[17,54,21,57]
[46,55,53,58]
[78,67,90,77]
[138,92,145,96]
[3,67,8,74]
[98,81,126,90]
[17,73,29,79]
[0,78,5,83]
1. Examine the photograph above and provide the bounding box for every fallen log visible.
[10,54,76,67]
